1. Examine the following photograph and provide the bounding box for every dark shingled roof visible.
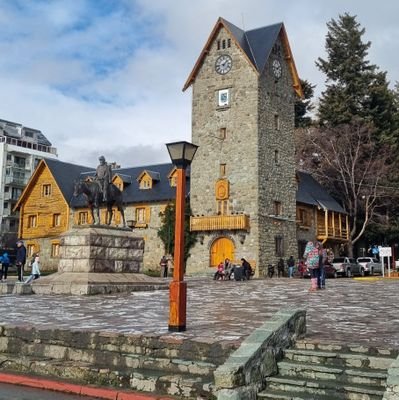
[44,158,93,204]
[71,163,189,208]
[143,170,161,182]
[296,171,346,213]
[221,18,283,74]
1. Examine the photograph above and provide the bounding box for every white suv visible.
[356,257,382,276]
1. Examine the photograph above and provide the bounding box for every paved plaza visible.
[1,277,398,349]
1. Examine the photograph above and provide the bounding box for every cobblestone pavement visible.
[0,277,398,349]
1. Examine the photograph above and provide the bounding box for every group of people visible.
[303,240,327,291]
[214,258,253,281]
[159,255,173,278]
[0,240,41,284]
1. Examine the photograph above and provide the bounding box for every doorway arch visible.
[210,237,235,267]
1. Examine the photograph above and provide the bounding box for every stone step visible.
[258,386,383,400]
[130,368,213,399]
[294,340,399,358]
[277,361,388,387]
[0,353,214,399]
[121,353,217,376]
[265,375,386,398]
[284,348,395,370]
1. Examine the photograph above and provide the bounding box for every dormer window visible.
[168,168,178,187]
[137,170,160,190]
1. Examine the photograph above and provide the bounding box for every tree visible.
[296,121,392,253]
[158,202,197,263]
[316,13,398,142]
[295,79,315,128]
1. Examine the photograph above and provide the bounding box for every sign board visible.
[378,247,392,257]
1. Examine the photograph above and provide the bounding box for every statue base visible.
[58,226,143,273]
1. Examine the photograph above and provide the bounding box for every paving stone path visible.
[0,278,398,348]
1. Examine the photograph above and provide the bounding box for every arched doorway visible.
[210,237,235,267]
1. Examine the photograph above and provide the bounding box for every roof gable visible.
[183,17,302,97]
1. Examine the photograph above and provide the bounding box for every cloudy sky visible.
[0,0,398,168]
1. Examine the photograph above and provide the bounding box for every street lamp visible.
[166,141,198,332]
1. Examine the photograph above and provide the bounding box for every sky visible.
[0,0,398,168]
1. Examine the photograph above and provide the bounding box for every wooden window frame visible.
[275,235,284,257]
[135,207,148,227]
[274,201,282,216]
[52,213,61,227]
[51,241,60,258]
[297,208,311,228]
[42,184,52,197]
[220,163,226,177]
[217,200,229,215]
[220,127,227,140]
[78,211,88,225]
[27,214,37,228]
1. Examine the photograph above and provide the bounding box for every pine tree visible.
[295,79,315,128]
[158,202,197,263]
[316,13,397,138]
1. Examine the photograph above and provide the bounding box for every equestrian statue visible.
[73,156,126,227]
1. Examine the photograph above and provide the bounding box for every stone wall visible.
[214,309,306,400]
[383,355,399,400]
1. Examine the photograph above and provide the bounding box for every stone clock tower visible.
[183,18,303,275]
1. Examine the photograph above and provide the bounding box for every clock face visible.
[272,59,282,78]
[215,55,232,75]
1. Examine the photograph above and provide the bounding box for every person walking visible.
[287,255,295,278]
[15,240,27,283]
[159,255,168,278]
[317,244,327,289]
[303,241,319,292]
[0,252,10,282]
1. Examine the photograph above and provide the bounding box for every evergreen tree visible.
[295,79,315,128]
[316,13,398,140]
[158,202,196,264]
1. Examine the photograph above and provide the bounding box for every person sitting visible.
[24,253,41,284]
[213,261,225,280]
[224,258,234,280]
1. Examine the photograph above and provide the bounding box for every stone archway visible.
[210,237,235,267]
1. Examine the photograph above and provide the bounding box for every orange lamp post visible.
[166,141,198,332]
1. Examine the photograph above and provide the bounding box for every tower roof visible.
[183,17,302,97]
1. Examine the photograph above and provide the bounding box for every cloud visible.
[0,0,398,168]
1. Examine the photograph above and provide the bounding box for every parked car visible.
[356,257,382,276]
[303,262,338,279]
[331,257,359,277]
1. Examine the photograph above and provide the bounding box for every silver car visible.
[356,257,382,276]
[331,257,359,277]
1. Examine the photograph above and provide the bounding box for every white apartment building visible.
[0,118,58,248]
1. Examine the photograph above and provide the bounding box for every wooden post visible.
[168,167,187,331]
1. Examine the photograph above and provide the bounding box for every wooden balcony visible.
[190,214,250,232]
[316,210,349,242]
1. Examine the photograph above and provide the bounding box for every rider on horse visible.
[94,155,112,202]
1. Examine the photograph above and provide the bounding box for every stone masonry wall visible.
[214,309,306,400]
[383,355,399,400]
[187,26,260,273]
[257,36,298,267]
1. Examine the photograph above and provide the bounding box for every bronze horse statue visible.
[73,180,126,227]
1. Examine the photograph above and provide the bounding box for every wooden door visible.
[210,237,235,267]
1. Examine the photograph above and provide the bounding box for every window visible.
[222,39,226,49]
[51,242,60,257]
[139,178,152,189]
[274,114,280,130]
[12,188,22,200]
[78,212,88,225]
[217,200,228,215]
[297,208,311,227]
[227,38,231,48]
[42,184,52,197]
[170,176,177,187]
[275,235,284,257]
[3,202,8,210]
[6,154,11,161]
[27,215,37,228]
[27,244,36,257]
[220,127,227,139]
[274,201,282,216]
[220,164,226,177]
[217,40,221,50]
[274,150,279,165]
[135,207,147,226]
[218,89,229,107]
[52,213,61,227]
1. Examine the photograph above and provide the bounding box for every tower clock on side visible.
[215,55,232,75]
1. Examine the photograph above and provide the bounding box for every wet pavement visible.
[0,277,398,349]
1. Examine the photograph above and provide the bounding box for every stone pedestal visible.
[59,226,144,273]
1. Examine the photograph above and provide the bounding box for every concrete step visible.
[294,340,399,358]
[265,375,386,398]
[277,360,388,387]
[284,348,395,370]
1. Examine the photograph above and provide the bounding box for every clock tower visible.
[183,18,302,275]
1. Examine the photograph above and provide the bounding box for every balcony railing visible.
[190,214,250,232]
[317,225,349,241]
